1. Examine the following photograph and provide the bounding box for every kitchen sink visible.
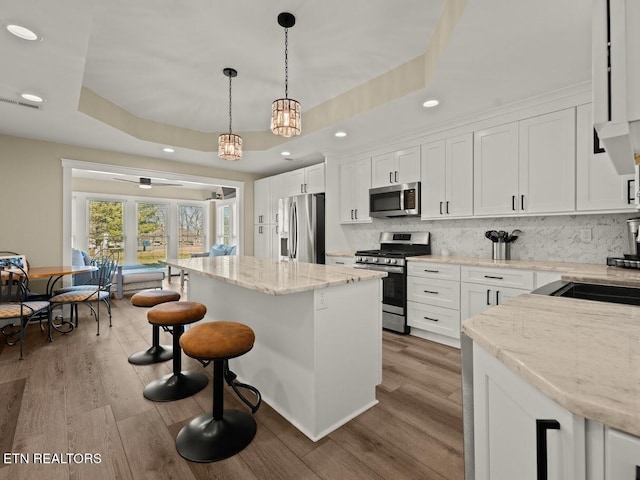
[533,280,640,306]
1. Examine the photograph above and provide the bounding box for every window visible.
[87,200,124,258]
[216,200,237,246]
[178,205,204,258]
[137,202,167,266]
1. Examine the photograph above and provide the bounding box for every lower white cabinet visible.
[254,224,278,259]
[606,428,640,480]
[473,344,586,480]
[325,255,355,267]
[407,302,460,339]
[461,283,529,319]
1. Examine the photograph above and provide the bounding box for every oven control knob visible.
[389,259,397,265]
[372,258,379,263]
[384,258,391,264]
[356,256,362,262]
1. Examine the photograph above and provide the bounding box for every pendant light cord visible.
[284,28,289,99]
[228,74,233,134]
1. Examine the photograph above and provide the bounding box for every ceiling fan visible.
[113,177,183,189]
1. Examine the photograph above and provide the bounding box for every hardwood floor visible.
[0,281,464,479]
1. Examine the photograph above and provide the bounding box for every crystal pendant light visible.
[270,12,301,137]
[218,68,242,161]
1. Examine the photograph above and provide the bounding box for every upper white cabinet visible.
[421,133,473,219]
[593,0,640,175]
[518,108,576,214]
[254,177,272,224]
[282,163,326,197]
[473,122,519,216]
[576,103,636,211]
[371,146,421,188]
[339,158,371,224]
[474,109,576,216]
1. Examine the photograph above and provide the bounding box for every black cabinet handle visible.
[521,194,525,211]
[351,209,354,220]
[486,289,491,305]
[628,179,635,205]
[439,201,443,215]
[536,419,560,480]
[395,171,398,183]
[354,209,358,220]
[636,465,640,480]
[423,269,439,273]
[389,172,393,184]
[446,201,450,214]
[335,261,345,265]
[423,290,439,295]
[512,195,516,211]
[484,275,504,280]
[496,290,500,305]
[423,316,439,322]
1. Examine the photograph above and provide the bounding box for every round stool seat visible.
[181,322,255,361]
[131,289,181,308]
[148,301,206,326]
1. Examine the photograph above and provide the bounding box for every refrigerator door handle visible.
[292,202,298,259]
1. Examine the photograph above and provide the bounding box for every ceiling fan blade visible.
[154,182,183,187]
[113,178,139,183]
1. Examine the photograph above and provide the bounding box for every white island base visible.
[188,272,382,441]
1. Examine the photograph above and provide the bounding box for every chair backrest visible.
[92,254,119,289]
[0,260,29,303]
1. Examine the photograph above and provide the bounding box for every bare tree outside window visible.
[178,205,204,258]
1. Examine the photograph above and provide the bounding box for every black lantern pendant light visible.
[218,68,242,161]
[270,12,301,137]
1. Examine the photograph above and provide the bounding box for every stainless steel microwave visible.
[369,182,420,218]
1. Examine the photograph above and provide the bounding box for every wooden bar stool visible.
[128,289,180,365]
[143,301,208,402]
[176,321,258,462]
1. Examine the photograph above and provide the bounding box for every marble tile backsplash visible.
[343,213,636,264]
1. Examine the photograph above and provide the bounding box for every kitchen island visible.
[161,256,386,441]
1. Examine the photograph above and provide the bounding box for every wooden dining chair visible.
[49,253,118,336]
[0,260,51,359]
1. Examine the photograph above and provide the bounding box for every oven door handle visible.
[353,264,404,274]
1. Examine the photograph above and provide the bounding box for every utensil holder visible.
[492,241,510,260]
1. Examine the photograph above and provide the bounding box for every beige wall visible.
[0,134,257,266]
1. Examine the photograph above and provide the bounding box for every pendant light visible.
[218,68,242,161]
[270,12,301,137]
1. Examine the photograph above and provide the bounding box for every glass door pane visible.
[178,205,204,258]
[137,202,167,266]
[88,200,124,260]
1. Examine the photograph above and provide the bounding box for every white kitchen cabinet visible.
[576,104,636,211]
[461,266,534,290]
[339,158,371,224]
[473,344,586,480]
[474,109,576,216]
[325,255,355,267]
[519,109,576,214]
[371,146,420,188]
[282,163,326,197]
[407,261,461,346]
[473,122,519,216]
[421,133,473,219]
[605,427,640,480]
[460,282,529,319]
[254,224,271,258]
[254,177,271,224]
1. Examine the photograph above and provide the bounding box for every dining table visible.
[28,265,98,296]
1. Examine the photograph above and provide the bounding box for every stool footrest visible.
[176,410,257,463]
[224,362,262,414]
[128,345,173,365]
[143,371,208,402]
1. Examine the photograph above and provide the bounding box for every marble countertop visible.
[161,256,386,295]
[325,251,356,257]
[463,293,640,437]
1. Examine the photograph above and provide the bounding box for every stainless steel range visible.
[354,232,431,334]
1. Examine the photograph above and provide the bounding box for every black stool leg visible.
[143,325,208,402]
[128,325,173,365]
[176,359,257,462]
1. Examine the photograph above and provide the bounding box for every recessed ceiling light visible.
[7,24,39,41]
[281,151,291,156]
[422,99,439,108]
[162,147,175,153]
[20,93,43,103]
[334,131,347,138]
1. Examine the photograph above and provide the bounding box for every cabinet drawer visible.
[407,262,461,281]
[407,277,460,310]
[326,256,355,267]
[407,301,460,339]
[461,266,534,290]
[606,428,640,480]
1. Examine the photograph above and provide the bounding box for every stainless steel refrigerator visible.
[279,193,325,264]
